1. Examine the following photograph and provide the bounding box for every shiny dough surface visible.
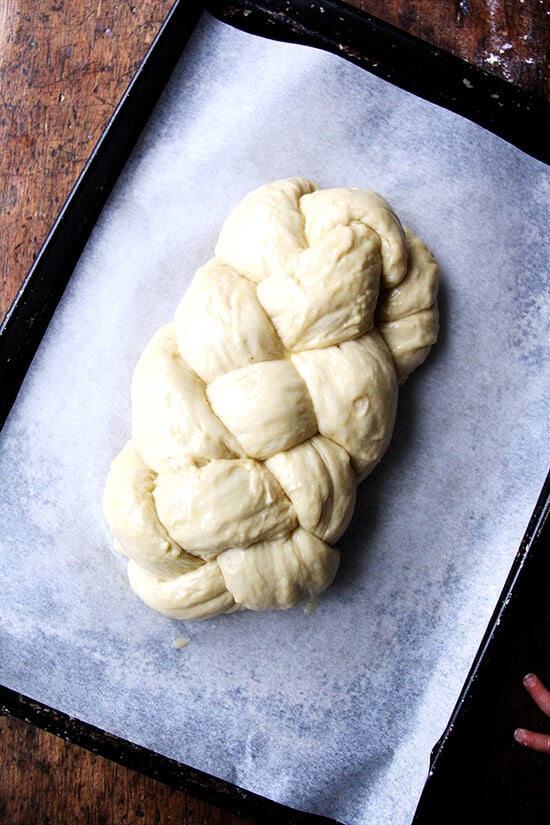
[104,178,439,620]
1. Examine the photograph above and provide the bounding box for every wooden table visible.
[1,2,548,822]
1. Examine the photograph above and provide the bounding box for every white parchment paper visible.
[1,13,549,824]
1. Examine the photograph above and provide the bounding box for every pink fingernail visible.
[514,728,527,744]
[523,673,536,688]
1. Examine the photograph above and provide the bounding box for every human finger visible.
[514,727,550,754]
[522,673,550,717]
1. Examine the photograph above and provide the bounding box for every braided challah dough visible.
[103,178,439,620]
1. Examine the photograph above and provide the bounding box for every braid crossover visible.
[103,178,439,620]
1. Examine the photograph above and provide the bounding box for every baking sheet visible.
[1,11,549,824]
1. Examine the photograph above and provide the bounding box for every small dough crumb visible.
[172,637,191,650]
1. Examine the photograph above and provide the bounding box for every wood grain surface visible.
[357,0,549,99]
[0,1,548,823]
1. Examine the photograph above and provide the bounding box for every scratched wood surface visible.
[0,1,548,823]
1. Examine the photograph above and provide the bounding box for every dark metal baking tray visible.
[1,1,549,822]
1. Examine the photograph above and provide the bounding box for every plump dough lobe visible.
[217,528,340,611]
[131,324,241,472]
[153,459,296,558]
[175,260,283,383]
[103,441,200,576]
[292,331,398,481]
[207,360,317,460]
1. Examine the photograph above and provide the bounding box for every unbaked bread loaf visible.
[103,178,439,620]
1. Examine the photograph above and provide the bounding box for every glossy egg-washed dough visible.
[103,178,439,620]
